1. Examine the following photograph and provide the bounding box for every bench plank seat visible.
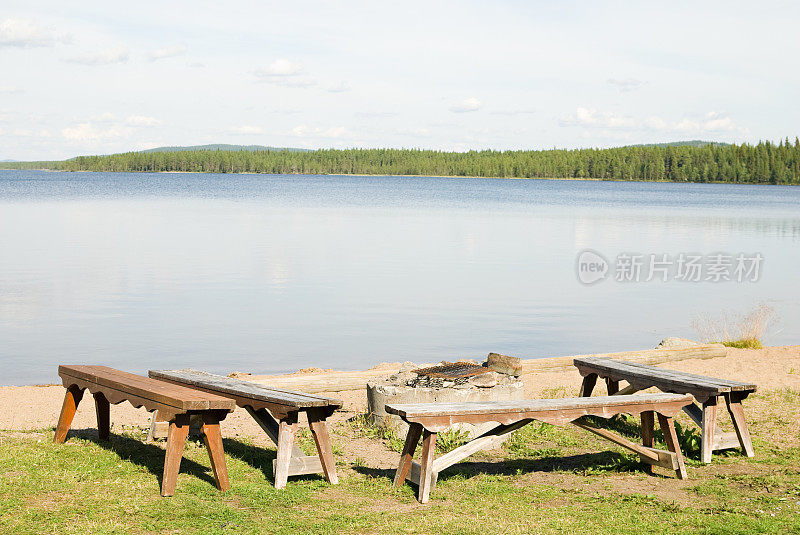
[388,393,693,503]
[61,365,234,412]
[55,365,235,496]
[573,357,757,463]
[574,358,756,398]
[149,369,336,409]
[149,368,342,489]
[387,393,691,419]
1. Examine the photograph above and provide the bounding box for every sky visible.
[1,0,799,160]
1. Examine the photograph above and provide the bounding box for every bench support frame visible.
[54,379,230,497]
[148,369,341,490]
[579,372,755,463]
[244,406,339,488]
[393,405,688,504]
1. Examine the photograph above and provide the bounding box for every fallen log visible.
[520,344,727,374]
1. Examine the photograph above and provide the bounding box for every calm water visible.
[1,170,799,386]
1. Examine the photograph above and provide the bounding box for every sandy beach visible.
[2,345,797,444]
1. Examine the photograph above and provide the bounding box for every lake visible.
[1,170,798,386]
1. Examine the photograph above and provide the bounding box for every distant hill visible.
[139,144,310,153]
[0,159,19,162]
[625,140,731,148]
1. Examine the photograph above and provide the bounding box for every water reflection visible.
[0,170,798,385]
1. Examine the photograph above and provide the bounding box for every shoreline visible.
[1,167,795,186]
[1,345,798,434]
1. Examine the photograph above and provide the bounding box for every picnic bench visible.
[149,369,342,489]
[574,357,757,463]
[387,393,693,503]
[54,365,235,496]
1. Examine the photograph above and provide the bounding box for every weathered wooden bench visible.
[387,393,693,503]
[149,369,342,488]
[54,365,235,496]
[574,357,757,463]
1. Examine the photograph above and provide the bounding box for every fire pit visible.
[413,362,487,379]
[366,354,525,437]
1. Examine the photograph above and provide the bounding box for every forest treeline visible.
[9,139,800,184]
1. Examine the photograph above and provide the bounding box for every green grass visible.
[721,338,764,349]
[3,394,800,534]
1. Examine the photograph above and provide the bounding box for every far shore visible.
[2,167,793,186]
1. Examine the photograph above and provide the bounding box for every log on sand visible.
[245,344,727,394]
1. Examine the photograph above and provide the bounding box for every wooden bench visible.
[149,369,342,489]
[574,357,757,463]
[387,393,693,503]
[54,365,235,496]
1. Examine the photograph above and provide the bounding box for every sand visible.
[1,345,798,440]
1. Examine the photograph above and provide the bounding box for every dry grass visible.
[692,303,775,349]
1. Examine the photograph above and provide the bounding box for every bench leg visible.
[394,423,423,487]
[94,392,110,441]
[201,413,230,492]
[657,413,687,480]
[54,385,84,444]
[579,374,598,397]
[307,409,338,485]
[700,397,718,464]
[274,415,299,490]
[162,414,191,497]
[724,393,754,458]
[641,411,655,474]
[417,430,437,504]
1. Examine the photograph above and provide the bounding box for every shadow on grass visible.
[219,437,327,486]
[580,414,703,461]
[64,429,328,489]
[65,428,217,491]
[354,450,663,485]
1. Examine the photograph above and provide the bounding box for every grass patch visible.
[722,338,764,349]
[346,412,405,453]
[693,303,774,349]
[3,391,800,533]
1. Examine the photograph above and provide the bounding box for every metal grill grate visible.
[413,362,487,379]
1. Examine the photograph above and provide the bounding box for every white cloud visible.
[559,107,637,129]
[644,116,668,130]
[354,111,398,118]
[91,112,118,122]
[126,115,161,126]
[607,78,646,92]
[397,127,432,137]
[0,86,23,94]
[0,18,70,48]
[490,109,535,116]
[61,123,126,143]
[562,108,749,137]
[255,59,303,77]
[450,97,482,113]
[13,128,53,138]
[229,125,264,135]
[147,44,187,61]
[644,111,749,135]
[65,48,129,66]
[270,77,317,88]
[291,125,350,139]
[327,80,351,93]
[252,59,317,88]
[133,141,164,151]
